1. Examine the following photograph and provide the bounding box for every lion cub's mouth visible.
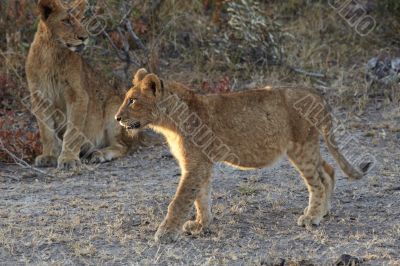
[120,120,141,129]
[66,43,86,53]
[63,39,89,53]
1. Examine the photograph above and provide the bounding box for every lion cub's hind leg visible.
[89,141,127,164]
[320,160,335,215]
[89,125,127,164]
[89,97,129,164]
[301,160,335,216]
[182,176,213,235]
[288,129,328,228]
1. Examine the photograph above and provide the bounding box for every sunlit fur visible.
[116,69,365,243]
[26,0,138,169]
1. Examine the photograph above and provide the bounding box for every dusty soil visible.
[0,107,399,265]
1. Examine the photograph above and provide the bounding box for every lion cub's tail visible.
[319,119,371,180]
[290,88,371,179]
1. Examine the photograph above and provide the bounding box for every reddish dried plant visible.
[201,76,231,93]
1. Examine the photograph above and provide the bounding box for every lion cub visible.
[116,69,368,243]
[26,0,137,169]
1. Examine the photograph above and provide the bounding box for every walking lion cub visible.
[26,0,137,169]
[116,69,368,243]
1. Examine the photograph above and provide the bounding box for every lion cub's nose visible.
[115,115,121,121]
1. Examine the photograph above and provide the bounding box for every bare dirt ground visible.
[1,107,399,265]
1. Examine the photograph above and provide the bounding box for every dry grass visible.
[1,107,399,264]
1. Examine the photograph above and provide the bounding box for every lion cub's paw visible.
[182,220,205,235]
[57,155,81,170]
[35,155,58,167]
[304,207,330,217]
[154,226,180,244]
[297,214,322,228]
[89,151,106,164]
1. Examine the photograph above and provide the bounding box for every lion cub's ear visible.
[141,74,162,97]
[132,68,148,85]
[38,0,61,21]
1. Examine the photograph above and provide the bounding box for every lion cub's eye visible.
[128,98,136,105]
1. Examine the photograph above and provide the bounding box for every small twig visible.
[289,66,326,78]
[103,29,140,67]
[102,31,126,62]
[1,173,20,181]
[150,0,163,13]
[118,6,134,25]
[117,27,130,78]
[125,20,148,55]
[0,50,24,83]
[314,85,329,91]
[117,27,130,54]
[0,140,56,179]
[116,26,135,78]
[315,79,327,86]
[87,45,113,56]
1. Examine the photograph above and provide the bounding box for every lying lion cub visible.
[26,0,138,169]
[116,69,368,243]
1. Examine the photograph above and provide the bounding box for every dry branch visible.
[0,139,56,179]
[125,20,148,55]
[288,66,326,78]
[101,14,149,80]
[102,31,127,62]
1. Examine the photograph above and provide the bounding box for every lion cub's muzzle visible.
[121,120,141,129]
[65,37,89,53]
[115,115,141,129]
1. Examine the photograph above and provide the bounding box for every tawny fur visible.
[26,0,138,169]
[116,69,365,243]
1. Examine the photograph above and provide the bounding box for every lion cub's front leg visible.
[57,86,89,170]
[155,161,213,243]
[89,97,129,164]
[30,90,62,167]
[35,119,62,167]
[182,179,212,235]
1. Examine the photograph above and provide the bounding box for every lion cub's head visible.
[115,69,165,130]
[37,0,89,52]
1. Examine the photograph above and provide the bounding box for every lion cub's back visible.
[210,88,291,132]
[207,88,292,156]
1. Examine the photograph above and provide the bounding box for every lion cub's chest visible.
[37,70,73,109]
[153,126,186,164]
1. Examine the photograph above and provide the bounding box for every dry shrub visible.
[0,72,40,163]
[201,76,231,93]
[223,0,283,67]
[0,1,41,163]
[0,0,399,164]
[0,113,41,163]
[0,0,37,51]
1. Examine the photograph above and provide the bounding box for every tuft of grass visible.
[71,240,97,257]
[364,131,375,137]
[238,184,259,196]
